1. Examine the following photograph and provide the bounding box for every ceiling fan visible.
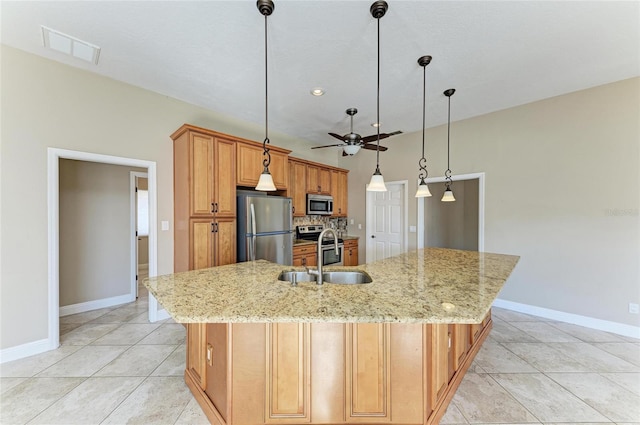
[311,108,402,156]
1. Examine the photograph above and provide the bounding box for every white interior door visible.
[366,181,407,262]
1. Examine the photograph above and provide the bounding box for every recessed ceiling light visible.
[310,88,325,96]
[41,26,101,65]
[371,122,381,128]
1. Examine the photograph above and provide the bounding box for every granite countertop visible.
[293,239,316,246]
[144,248,518,324]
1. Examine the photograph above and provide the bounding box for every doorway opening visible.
[131,172,149,299]
[417,172,485,251]
[365,180,409,263]
[48,148,160,352]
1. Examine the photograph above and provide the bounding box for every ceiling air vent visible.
[41,26,101,65]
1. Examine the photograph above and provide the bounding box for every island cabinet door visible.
[265,323,311,424]
[205,324,229,423]
[345,323,391,423]
[187,323,207,390]
[425,324,449,418]
[452,325,470,371]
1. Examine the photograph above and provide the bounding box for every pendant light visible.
[366,1,388,192]
[441,88,456,202]
[255,0,277,191]
[415,55,432,198]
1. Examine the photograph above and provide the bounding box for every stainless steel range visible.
[296,225,344,266]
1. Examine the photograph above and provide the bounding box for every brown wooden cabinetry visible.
[186,312,493,425]
[306,165,331,195]
[237,142,289,190]
[343,239,359,266]
[331,170,348,217]
[288,160,307,217]
[172,125,238,272]
[293,244,317,267]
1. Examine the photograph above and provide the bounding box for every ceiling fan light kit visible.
[255,0,277,191]
[415,54,433,198]
[442,88,456,202]
[366,0,388,192]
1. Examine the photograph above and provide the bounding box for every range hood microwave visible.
[306,194,333,216]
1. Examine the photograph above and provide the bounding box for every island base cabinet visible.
[185,313,493,425]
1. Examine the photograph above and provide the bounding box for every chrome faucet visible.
[306,228,339,285]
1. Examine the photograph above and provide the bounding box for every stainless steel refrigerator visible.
[237,192,293,265]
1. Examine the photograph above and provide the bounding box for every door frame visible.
[48,148,159,351]
[417,172,485,251]
[365,180,409,263]
[130,171,148,298]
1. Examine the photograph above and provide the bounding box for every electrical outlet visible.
[629,303,639,314]
[350,219,355,225]
[409,225,416,233]
[161,220,169,231]
[358,223,362,230]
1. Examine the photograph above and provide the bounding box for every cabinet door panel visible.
[306,166,319,193]
[190,219,213,270]
[266,323,310,423]
[453,324,470,371]
[190,133,214,217]
[205,324,229,422]
[290,161,307,217]
[215,218,236,266]
[346,323,391,422]
[187,323,207,390]
[426,324,449,414]
[214,138,236,217]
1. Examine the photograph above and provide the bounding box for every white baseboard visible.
[494,298,640,339]
[60,293,135,317]
[0,338,58,364]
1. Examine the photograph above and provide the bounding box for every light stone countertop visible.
[144,247,519,324]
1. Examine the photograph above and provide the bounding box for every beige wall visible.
[341,77,640,327]
[60,160,143,306]
[0,45,339,350]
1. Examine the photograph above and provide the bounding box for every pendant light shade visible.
[441,88,456,202]
[415,55,432,198]
[441,188,455,202]
[366,1,388,193]
[255,0,277,192]
[368,166,387,191]
[416,180,432,197]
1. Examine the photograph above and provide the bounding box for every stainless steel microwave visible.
[306,194,333,215]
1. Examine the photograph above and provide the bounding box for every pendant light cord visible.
[445,93,452,188]
[375,16,381,171]
[418,63,427,180]
[262,13,271,169]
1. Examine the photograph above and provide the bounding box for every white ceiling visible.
[2,1,639,149]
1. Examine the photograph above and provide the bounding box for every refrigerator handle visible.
[250,203,257,261]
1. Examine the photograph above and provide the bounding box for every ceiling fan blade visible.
[360,130,402,144]
[328,132,346,141]
[311,143,346,149]
[362,144,388,152]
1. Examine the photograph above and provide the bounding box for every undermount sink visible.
[277,270,372,285]
[277,271,317,283]
[322,271,373,284]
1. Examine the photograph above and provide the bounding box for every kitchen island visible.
[145,248,519,425]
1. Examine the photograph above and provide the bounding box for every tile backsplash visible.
[293,216,349,237]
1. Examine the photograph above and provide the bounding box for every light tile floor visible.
[1,298,638,424]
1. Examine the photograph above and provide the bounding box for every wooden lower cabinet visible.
[185,312,493,425]
[343,239,359,266]
[293,244,317,267]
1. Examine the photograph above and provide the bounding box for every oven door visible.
[321,244,344,266]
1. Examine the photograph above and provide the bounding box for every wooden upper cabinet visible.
[289,160,307,217]
[190,133,215,217]
[331,170,348,217]
[237,143,288,190]
[306,165,331,195]
[214,138,237,217]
